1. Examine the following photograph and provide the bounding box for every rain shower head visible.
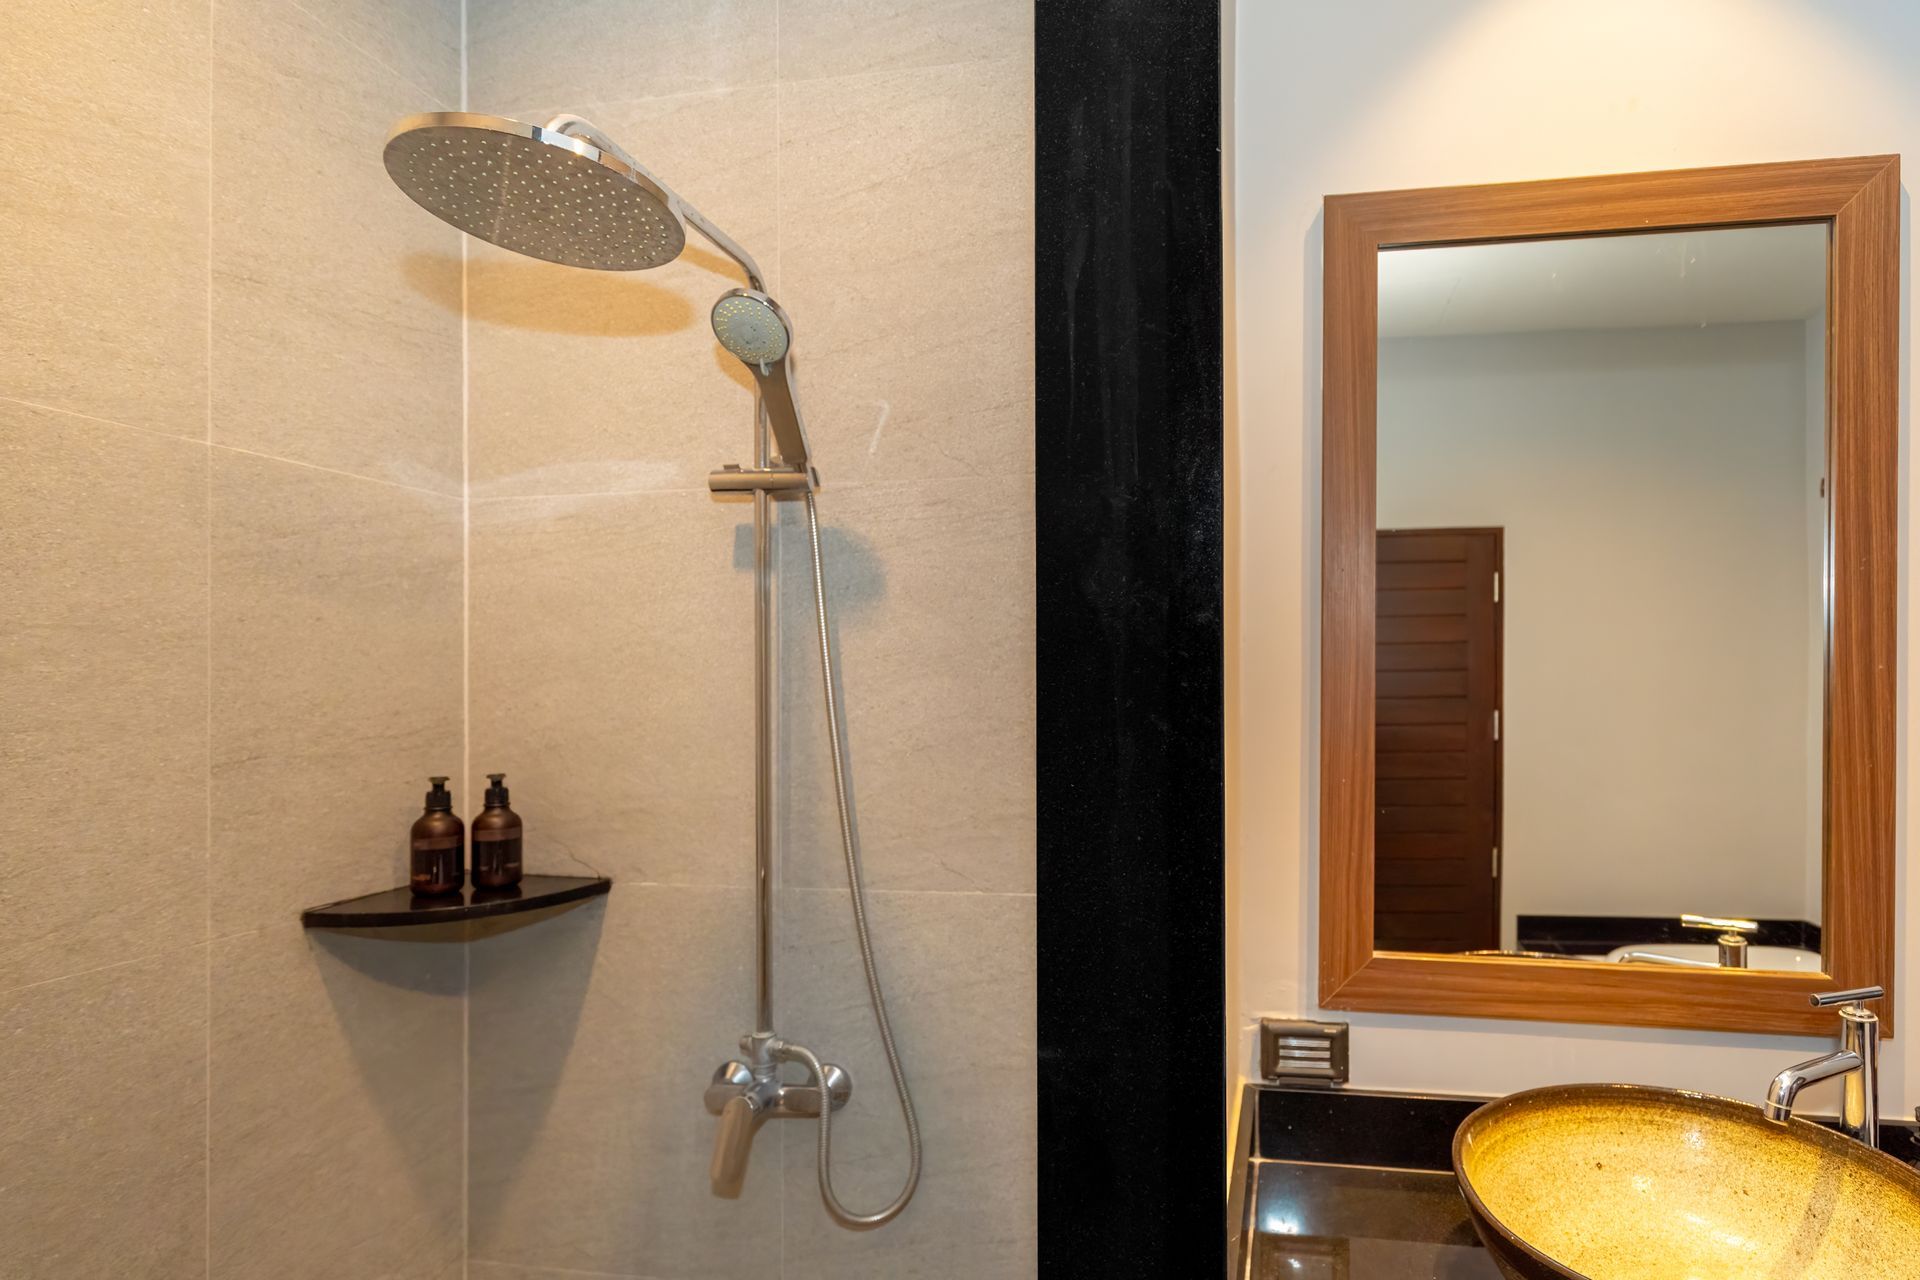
[384,112,687,271]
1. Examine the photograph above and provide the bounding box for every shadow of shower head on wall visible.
[730,517,887,616]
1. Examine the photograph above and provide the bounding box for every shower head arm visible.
[544,114,636,163]
[679,202,768,294]
[543,114,767,292]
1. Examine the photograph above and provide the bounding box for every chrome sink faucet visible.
[1763,985,1882,1148]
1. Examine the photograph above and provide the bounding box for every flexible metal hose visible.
[774,490,921,1229]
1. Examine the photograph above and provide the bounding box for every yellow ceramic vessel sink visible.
[1452,1084,1920,1280]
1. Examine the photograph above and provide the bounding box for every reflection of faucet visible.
[1615,914,1760,968]
[1763,986,1882,1148]
[1614,950,1721,968]
[1682,913,1759,968]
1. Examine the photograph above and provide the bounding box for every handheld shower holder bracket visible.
[710,462,819,494]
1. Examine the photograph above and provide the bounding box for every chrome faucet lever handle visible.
[1681,913,1760,933]
[709,1092,763,1192]
[1812,986,1885,1008]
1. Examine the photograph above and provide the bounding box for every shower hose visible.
[772,490,922,1229]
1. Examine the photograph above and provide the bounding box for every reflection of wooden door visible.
[1374,529,1502,953]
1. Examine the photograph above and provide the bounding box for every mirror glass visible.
[1373,223,1829,973]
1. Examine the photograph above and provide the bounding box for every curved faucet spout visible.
[1764,1049,1864,1124]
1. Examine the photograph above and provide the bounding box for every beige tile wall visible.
[7,1,1034,1275]
[0,0,466,1276]
[464,1,1037,1275]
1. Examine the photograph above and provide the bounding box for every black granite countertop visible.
[1235,1083,1920,1279]
[1247,1161,1498,1279]
[1237,1087,1500,1279]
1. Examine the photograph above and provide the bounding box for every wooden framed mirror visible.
[1319,156,1897,1036]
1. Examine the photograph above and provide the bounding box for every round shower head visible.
[711,291,791,366]
[383,112,687,271]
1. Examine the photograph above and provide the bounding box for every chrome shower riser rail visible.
[707,448,816,1041]
[702,435,920,1227]
[754,477,773,1038]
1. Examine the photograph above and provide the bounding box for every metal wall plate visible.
[1260,1018,1350,1086]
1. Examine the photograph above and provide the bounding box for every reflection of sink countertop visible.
[1600,942,1822,971]
[1249,1161,1499,1279]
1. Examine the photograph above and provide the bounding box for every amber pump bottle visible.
[471,773,524,889]
[410,777,465,896]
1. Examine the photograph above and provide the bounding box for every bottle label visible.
[473,833,524,888]
[412,835,461,851]
[411,843,463,894]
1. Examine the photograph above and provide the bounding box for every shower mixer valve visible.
[705,1041,852,1194]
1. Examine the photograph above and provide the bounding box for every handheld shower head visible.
[712,290,813,472]
[713,292,791,366]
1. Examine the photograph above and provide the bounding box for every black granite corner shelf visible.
[300,874,611,929]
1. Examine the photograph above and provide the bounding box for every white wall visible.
[1228,0,1916,1116]
[1378,322,1822,944]
[1806,311,1831,924]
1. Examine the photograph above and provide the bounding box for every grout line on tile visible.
[469,466,1039,507]
[585,879,1035,899]
[772,10,785,1248]
[774,8,783,301]
[459,0,473,1270]
[511,54,1015,116]
[204,0,217,1270]
[493,77,774,121]
[777,53,1028,93]
[209,441,462,500]
[471,485,718,504]
[282,0,455,110]
[467,1262,653,1280]
[784,884,1039,900]
[0,393,208,447]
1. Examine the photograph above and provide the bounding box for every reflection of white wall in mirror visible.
[1377,225,1828,338]
[1804,312,1827,928]
[1377,311,1825,946]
